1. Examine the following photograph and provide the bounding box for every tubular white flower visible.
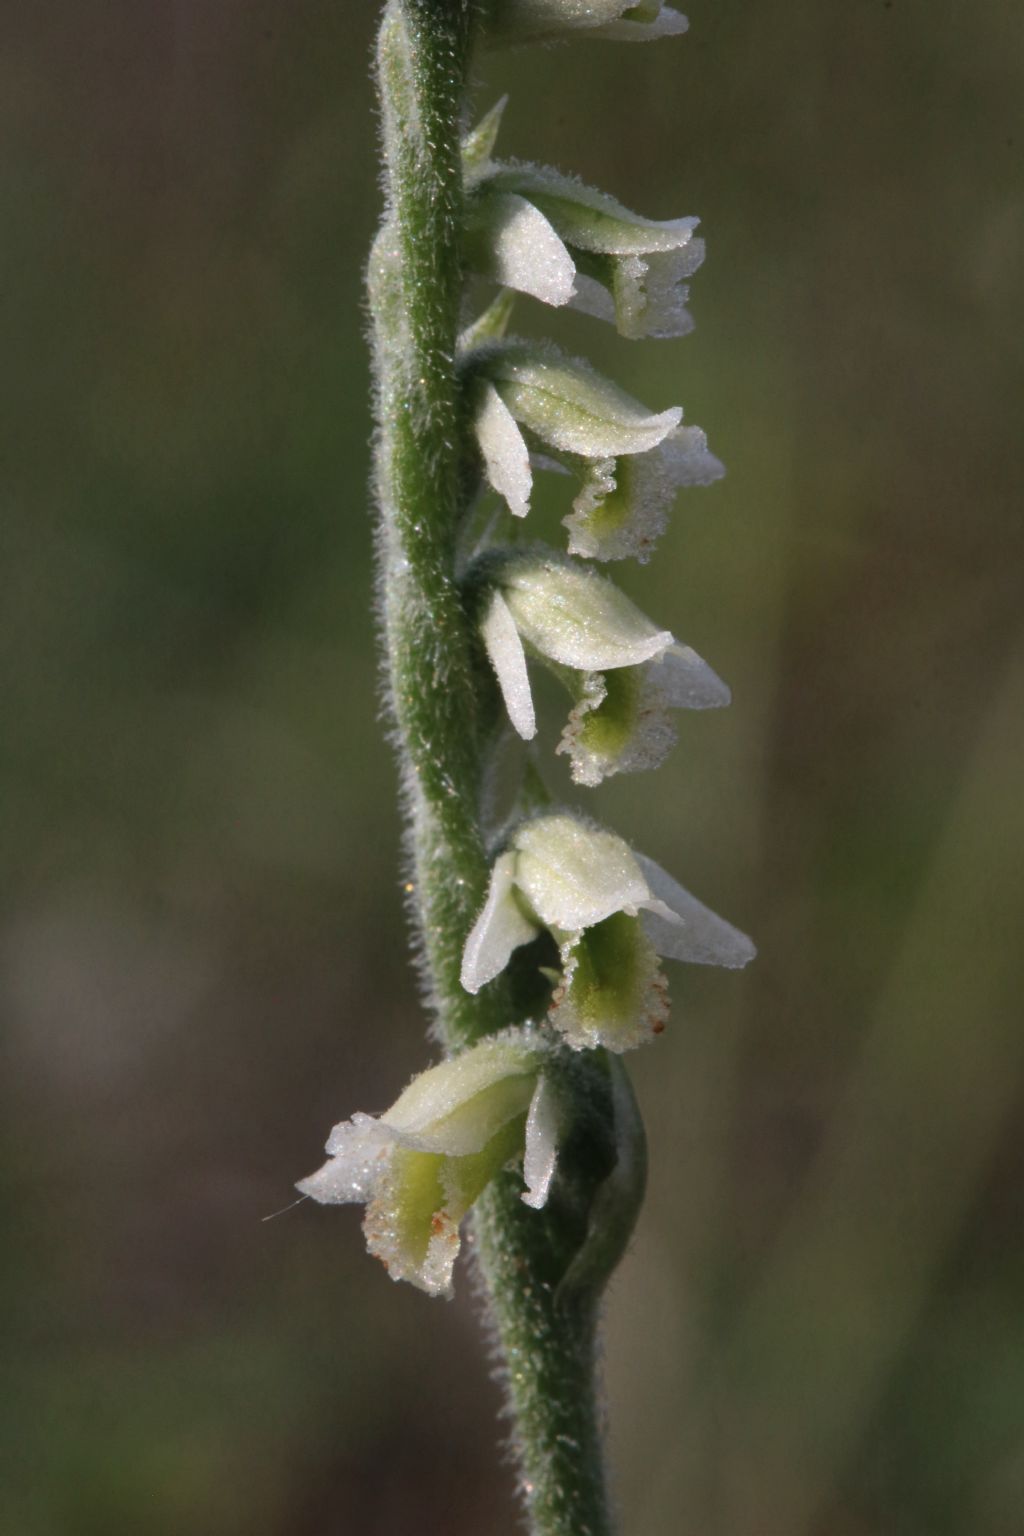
[466,342,721,561]
[461,814,756,1051]
[297,1031,557,1298]
[486,1,689,46]
[466,161,705,339]
[476,549,727,782]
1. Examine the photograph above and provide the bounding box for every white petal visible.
[649,644,731,709]
[501,555,674,671]
[634,852,757,969]
[521,1073,561,1209]
[461,850,540,993]
[489,348,682,460]
[297,1113,394,1204]
[514,814,653,931]
[480,588,537,739]
[473,191,577,308]
[661,424,725,487]
[474,381,533,519]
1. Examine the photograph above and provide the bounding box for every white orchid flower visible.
[560,425,724,563]
[468,341,721,562]
[297,1031,558,1297]
[477,549,729,783]
[461,815,756,1052]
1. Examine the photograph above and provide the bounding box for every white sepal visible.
[480,588,537,740]
[561,425,725,564]
[498,551,674,672]
[461,849,540,993]
[468,191,576,308]
[486,346,682,460]
[479,163,700,257]
[459,816,755,1056]
[651,643,731,710]
[635,852,757,969]
[474,381,533,520]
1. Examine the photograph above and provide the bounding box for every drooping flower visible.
[485,1,689,47]
[559,426,724,563]
[461,814,755,1051]
[466,154,706,341]
[475,548,729,783]
[466,341,722,561]
[297,1031,558,1297]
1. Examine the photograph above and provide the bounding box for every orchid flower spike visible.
[476,548,729,784]
[297,1031,558,1297]
[461,814,755,1052]
[467,340,723,562]
[485,1,689,47]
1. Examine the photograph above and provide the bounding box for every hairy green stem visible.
[372,0,506,1049]
[371,3,617,1531]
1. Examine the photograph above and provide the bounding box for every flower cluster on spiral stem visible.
[300,0,753,1311]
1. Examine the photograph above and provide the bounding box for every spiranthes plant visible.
[298,5,752,1533]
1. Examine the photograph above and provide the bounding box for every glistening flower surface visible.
[467,342,722,561]
[307,5,750,1531]
[476,549,730,783]
[466,150,706,340]
[298,1032,558,1297]
[461,814,756,1051]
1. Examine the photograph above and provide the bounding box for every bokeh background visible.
[4,3,1023,1533]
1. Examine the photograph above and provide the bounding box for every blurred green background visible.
[3,3,1023,1533]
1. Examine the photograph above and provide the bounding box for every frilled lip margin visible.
[461,814,756,1052]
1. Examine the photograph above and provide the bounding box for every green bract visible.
[297,1031,557,1297]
